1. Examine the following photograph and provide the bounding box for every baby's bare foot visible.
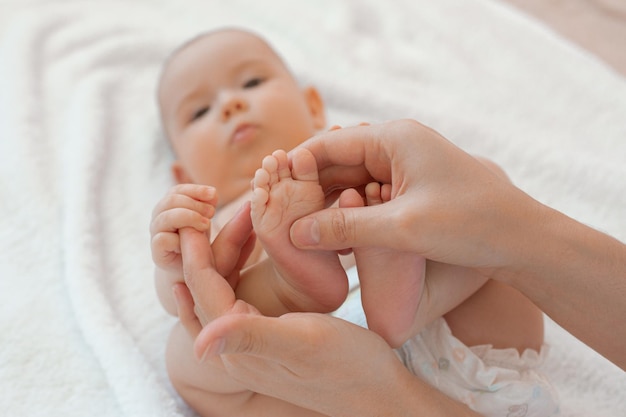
[251,149,348,313]
[339,183,426,347]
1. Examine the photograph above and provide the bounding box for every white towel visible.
[1,1,624,416]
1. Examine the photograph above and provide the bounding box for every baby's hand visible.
[150,184,217,274]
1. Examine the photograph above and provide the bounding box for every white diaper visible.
[395,317,559,417]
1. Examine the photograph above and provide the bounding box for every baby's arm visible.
[150,186,330,416]
[150,184,216,315]
[150,182,309,318]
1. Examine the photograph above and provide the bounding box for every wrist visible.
[490,201,626,368]
[492,201,613,298]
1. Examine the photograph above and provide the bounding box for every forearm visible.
[496,202,626,369]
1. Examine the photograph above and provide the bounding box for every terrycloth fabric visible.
[0,1,624,417]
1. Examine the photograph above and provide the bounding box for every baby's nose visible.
[221,96,248,121]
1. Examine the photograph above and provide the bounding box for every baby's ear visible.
[303,86,326,130]
[171,161,193,184]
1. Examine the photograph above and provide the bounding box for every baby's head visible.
[158,28,326,207]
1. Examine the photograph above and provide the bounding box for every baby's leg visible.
[443,280,544,354]
[443,157,544,354]
[339,183,426,348]
[250,149,348,313]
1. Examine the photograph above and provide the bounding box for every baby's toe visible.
[291,148,319,182]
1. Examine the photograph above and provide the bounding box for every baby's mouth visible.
[231,123,258,145]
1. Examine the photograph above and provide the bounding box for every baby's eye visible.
[243,77,263,89]
[191,106,210,122]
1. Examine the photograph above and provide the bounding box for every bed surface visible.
[1,1,624,416]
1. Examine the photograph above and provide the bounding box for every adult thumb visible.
[180,227,214,271]
[290,204,391,251]
[180,227,237,323]
[195,313,307,360]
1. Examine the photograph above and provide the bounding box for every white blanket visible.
[1,1,624,416]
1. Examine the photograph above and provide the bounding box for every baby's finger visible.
[151,185,217,218]
[170,183,217,203]
[150,208,211,236]
[153,193,216,220]
[151,231,181,264]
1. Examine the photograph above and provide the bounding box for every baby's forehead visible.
[172,29,280,68]
[160,30,283,92]
[157,29,288,129]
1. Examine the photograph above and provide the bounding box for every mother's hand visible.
[290,119,626,369]
[178,217,400,415]
[179,219,479,417]
[178,202,260,332]
[178,291,479,417]
[290,119,531,272]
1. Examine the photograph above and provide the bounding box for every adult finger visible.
[290,199,410,251]
[180,227,236,321]
[211,202,255,276]
[295,122,399,182]
[172,283,203,337]
[194,313,324,361]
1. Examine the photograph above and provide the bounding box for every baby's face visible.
[159,30,325,206]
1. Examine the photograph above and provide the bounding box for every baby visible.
[151,28,558,416]
[152,27,422,337]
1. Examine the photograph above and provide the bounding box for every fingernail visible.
[200,338,225,362]
[291,218,320,247]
